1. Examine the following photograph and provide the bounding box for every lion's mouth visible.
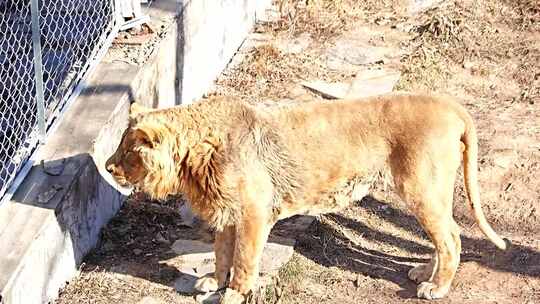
[111,175,131,187]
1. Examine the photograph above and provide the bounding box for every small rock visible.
[404,0,445,15]
[102,240,115,252]
[137,296,165,304]
[195,291,222,304]
[463,60,474,69]
[493,150,518,170]
[393,22,415,32]
[41,159,65,176]
[355,274,364,287]
[179,203,196,228]
[174,272,199,294]
[133,249,143,255]
[156,232,169,245]
[37,185,62,204]
[351,183,370,202]
[220,288,245,304]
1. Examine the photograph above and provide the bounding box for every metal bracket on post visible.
[30,0,46,143]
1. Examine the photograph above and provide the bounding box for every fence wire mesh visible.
[0,0,118,201]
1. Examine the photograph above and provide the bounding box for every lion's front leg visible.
[194,225,235,293]
[228,207,272,298]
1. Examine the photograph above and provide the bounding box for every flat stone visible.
[173,263,215,295]
[301,68,400,100]
[493,150,518,170]
[301,80,350,99]
[170,236,294,275]
[171,236,294,295]
[326,43,392,71]
[194,263,216,276]
[346,68,401,98]
[285,215,316,231]
[260,236,295,274]
[171,239,215,264]
[276,33,312,54]
[401,0,445,15]
[174,271,200,294]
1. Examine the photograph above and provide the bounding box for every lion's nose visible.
[106,164,116,174]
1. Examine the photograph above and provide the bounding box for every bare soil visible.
[56,0,539,303]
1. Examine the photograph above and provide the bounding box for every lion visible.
[106,93,507,303]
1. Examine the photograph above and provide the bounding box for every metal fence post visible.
[30,0,46,143]
[114,0,124,26]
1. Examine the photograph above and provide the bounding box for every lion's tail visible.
[460,106,507,250]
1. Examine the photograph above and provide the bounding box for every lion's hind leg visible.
[392,144,462,299]
[408,255,437,283]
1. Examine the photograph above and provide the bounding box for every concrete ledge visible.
[0,0,273,303]
[0,11,174,304]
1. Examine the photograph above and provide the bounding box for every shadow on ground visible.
[69,193,540,301]
[295,196,540,298]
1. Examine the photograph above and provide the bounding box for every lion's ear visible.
[133,127,155,149]
[130,103,153,118]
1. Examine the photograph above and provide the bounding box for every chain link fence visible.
[0,0,120,202]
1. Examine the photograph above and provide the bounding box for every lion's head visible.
[106,103,183,200]
[106,127,151,187]
[106,102,227,203]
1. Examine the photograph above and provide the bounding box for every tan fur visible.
[106,93,506,302]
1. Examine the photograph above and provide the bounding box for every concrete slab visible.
[301,68,401,99]
[171,235,296,297]
[0,61,134,304]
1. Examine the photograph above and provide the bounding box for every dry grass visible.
[398,0,539,103]
[216,45,302,100]
[500,0,540,31]
[214,43,352,102]
[270,0,397,40]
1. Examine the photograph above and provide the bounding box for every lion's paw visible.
[219,288,245,304]
[408,264,432,283]
[194,275,219,293]
[417,282,449,300]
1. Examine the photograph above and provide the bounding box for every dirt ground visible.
[56,0,539,303]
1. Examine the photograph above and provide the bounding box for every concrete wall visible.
[177,0,272,104]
